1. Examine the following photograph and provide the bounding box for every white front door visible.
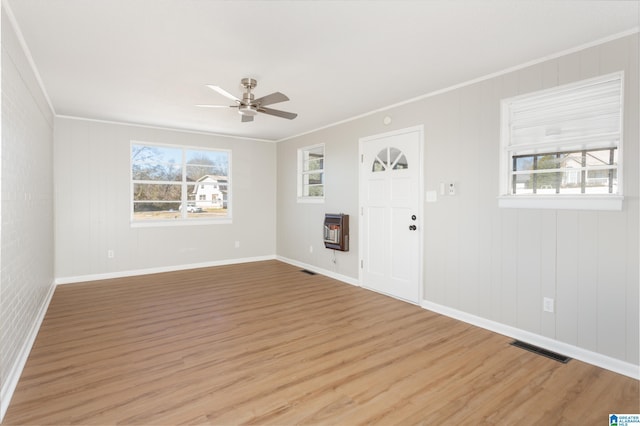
[359,126,423,304]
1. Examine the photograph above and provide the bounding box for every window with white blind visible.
[499,72,624,210]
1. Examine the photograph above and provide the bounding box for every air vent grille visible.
[511,340,571,363]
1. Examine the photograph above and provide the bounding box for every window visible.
[131,142,231,224]
[371,147,408,172]
[499,72,623,210]
[298,144,324,202]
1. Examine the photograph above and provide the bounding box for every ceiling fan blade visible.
[206,85,241,103]
[195,104,236,108]
[258,107,298,120]
[253,92,289,107]
[241,114,254,122]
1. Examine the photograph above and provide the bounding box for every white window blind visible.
[507,73,622,152]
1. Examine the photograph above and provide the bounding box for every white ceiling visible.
[6,0,639,141]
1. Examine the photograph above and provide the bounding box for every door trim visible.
[358,125,424,304]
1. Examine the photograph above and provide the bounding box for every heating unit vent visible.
[510,340,571,363]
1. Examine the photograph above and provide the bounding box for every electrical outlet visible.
[543,297,554,313]
[107,250,114,259]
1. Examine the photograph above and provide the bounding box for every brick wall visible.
[0,6,55,419]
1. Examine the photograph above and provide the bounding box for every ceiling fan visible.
[197,78,298,122]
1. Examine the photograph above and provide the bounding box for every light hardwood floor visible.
[3,260,638,425]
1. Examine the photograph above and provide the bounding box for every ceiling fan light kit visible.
[199,78,297,122]
[238,105,258,117]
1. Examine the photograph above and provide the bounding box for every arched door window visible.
[371,147,408,172]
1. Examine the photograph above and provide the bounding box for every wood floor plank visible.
[3,260,638,425]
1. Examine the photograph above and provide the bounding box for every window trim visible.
[297,143,325,204]
[130,141,232,227]
[498,72,624,211]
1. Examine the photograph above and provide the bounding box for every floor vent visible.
[301,269,317,275]
[510,340,571,364]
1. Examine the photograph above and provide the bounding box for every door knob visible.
[411,215,416,220]
[409,225,417,231]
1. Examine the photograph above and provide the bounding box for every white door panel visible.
[367,207,387,276]
[391,177,412,202]
[359,126,423,304]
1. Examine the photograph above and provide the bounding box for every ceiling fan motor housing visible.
[238,104,258,116]
[239,91,257,116]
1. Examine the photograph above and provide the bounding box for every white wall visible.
[422,35,638,370]
[54,118,277,280]
[277,124,362,279]
[276,34,639,370]
[0,6,55,418]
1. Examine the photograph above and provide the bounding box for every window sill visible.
[297,197,325,204]
[131,218,232,227]
[498,195,623,211]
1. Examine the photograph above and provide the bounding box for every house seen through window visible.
[511,148,617,195]
[131,142,230,223]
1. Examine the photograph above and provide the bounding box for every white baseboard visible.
[421,300,640,380]
[276,256,360,287]
[55,255,277,285]
[1,280,56,423]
